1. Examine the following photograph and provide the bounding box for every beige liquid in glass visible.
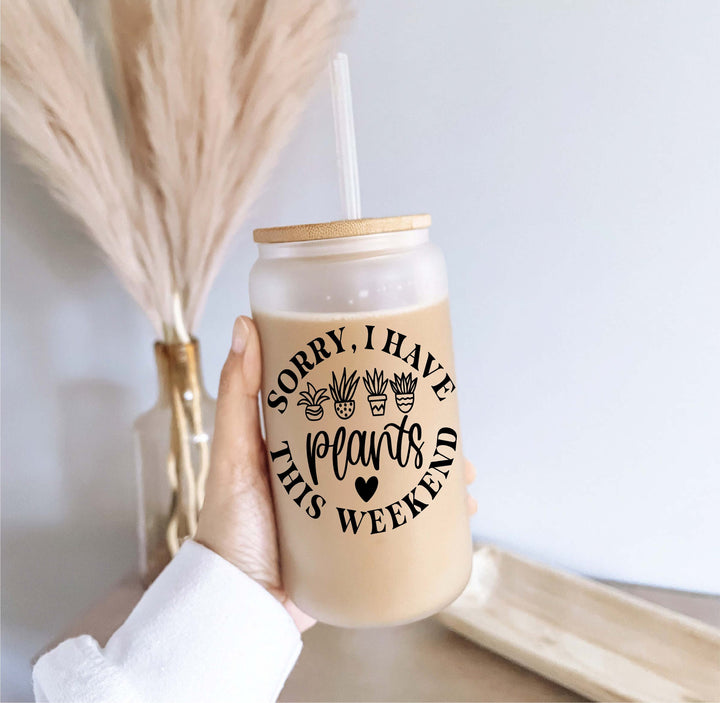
[254,299,472,626]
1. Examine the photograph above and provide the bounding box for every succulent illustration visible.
[363,369,389,416]
[297,382,329,421]
[389,372,417,414]
[329,368,359,420]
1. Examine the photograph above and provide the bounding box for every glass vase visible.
[134,339,215,584]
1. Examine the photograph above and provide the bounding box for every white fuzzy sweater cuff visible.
[33,541,302,703]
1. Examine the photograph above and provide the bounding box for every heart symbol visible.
[355,476,378,503]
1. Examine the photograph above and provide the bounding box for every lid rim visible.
[253,214,431,244]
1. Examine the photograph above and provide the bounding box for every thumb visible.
[209,316,265,482]
[219,316,262,401]
[197,316,280,588]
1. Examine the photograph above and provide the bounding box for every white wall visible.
[2,1,719,697]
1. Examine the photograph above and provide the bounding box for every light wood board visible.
[437,546,720,702]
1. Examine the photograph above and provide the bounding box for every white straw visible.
[330,52,362,219]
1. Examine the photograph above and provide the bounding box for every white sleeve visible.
[33,541,302,703]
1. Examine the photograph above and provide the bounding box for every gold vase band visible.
[154,339,210,564]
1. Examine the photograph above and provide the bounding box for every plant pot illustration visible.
[367,394,387,416]
[304,404,324,421]
[335,400,355,419]
[363,369,389,416]
[394,393,414,413]
[297,383,329,421]
[390,372,417,414]
[329,368,359,420]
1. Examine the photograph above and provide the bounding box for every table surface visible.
[43,573,720,702]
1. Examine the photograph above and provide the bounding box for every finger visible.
[467,494,478,515]
[197,316,279,589]
[464,458,476,485]
[219,316,261,400]
[209,316,266,482]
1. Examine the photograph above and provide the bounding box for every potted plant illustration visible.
[297,383,329,421]
[390,372,417,413]
[363,369,388,416]
[329,368,359,419]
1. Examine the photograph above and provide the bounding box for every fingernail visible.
[232,317,249,354]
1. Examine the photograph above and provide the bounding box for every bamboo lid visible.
[253,214,431,244]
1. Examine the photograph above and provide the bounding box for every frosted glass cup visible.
[249,215,472,627]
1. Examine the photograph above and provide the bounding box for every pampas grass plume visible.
[2,0,348,339]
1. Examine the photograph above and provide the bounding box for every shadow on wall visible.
[1,381,139,701]
[58,379,139,527]
[1,143,144,701]
[1,144,144,528]
[1,140,148,522]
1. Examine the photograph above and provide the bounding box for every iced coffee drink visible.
[250,215,472,627]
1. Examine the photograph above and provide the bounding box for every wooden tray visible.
[436,546,720,702]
